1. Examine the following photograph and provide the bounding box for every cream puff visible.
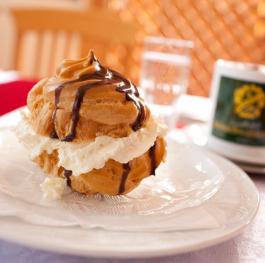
[17,51,166,196]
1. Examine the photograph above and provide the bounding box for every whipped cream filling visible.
[16,116,167,176]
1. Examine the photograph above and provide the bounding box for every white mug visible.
[207,60,265,165]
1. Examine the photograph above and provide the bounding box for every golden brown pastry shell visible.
[34,137,165,195]
[27,78,150,142]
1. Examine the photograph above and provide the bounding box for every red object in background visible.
[176,121,186,129]
[0,80,37,116]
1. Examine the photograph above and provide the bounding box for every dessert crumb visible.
[40,177,67,200]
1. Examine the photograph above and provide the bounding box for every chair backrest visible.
[11,8,138,78]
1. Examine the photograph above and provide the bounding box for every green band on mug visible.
[212,76,265,146]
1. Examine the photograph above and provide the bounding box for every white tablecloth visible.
[0,174,263,263]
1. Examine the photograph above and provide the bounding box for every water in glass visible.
[140,37,193,128]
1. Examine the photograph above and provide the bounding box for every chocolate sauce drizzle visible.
[118,140,157,194]
[149,141,157,175]
[64,169,72,187]
[118,163,131,194]
[50,52,146,142]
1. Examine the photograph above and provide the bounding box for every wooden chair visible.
[11,8,138,78]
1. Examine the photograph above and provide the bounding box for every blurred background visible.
[1,0,265,97]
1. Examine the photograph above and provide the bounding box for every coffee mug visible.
[207,60,265,165]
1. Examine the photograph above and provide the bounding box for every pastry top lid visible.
[27,51,150,142]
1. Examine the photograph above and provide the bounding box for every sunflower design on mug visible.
[234,84,265,119]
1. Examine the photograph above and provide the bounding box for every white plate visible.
[0,110,260,258]
[226,156,265,175]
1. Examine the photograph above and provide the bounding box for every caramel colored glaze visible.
[51,51,146,142]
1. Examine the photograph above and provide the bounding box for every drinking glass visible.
[140,36,193,129]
